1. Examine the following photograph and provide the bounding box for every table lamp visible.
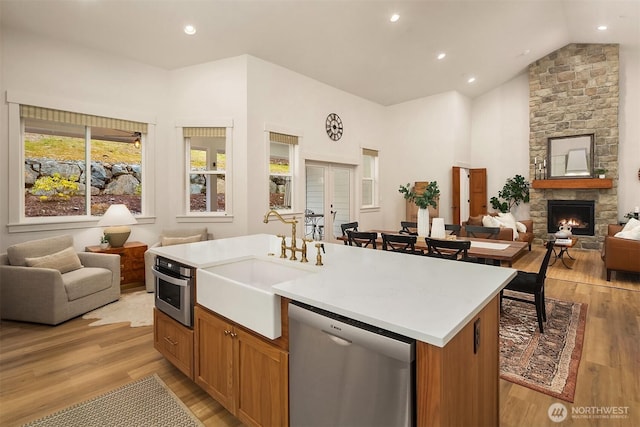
[98,204,137,247]
[430,218,446,239]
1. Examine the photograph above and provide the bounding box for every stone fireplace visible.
[547,200,595,236]
[528,43,619,249]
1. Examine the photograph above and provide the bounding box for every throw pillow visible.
[614,227,640,241]
[25,246,83,274]
[497,212,519,241]
[482,215,502,228]
[621,218,640,233]
[161,234,202,247]
[516,221,527,233]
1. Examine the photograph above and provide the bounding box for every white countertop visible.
[150,234,516,347]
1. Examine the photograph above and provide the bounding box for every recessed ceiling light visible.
[390,14,400,23]
[597,25,608,31]
[184,25,197,35]
[467,77,476,84]
[437,53,446,60]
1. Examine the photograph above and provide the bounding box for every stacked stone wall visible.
[529,43,619,249]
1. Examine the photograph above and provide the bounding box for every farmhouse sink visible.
[196,257,316,339]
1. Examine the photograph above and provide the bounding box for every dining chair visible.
[500,239,555,333]
[381,233,420,255]
[399,221,418,235]
[465,225,501,240]
[445,224,461,236]
[341,222,359,245]
[346,230,378,249]
[424,238,472,261]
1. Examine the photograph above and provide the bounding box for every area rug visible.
[500,296,587,402]
[22,374,203,427]
[83,290,154,327]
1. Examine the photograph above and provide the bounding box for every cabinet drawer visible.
[154,309,194,378]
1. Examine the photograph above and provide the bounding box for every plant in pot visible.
[99,234,110,249]
[489,174,530,213]
[594,168,607,179]
[399,181,440,236]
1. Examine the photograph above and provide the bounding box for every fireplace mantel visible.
[532,178,613,189]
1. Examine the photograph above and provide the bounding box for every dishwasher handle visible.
[323,331,352,346]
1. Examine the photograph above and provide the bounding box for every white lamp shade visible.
[431,218,446,239]
[98,204,137,226]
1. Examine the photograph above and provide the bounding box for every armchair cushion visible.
[7,235,74,266]
[63,267,113,301]
[25,246,83,274]
[161,234,203,247]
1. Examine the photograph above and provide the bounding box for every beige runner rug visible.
[22,374,203,427]
[500,296,587,402]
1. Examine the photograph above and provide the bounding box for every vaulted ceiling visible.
[1,0,638,105]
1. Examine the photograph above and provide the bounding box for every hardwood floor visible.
[1,248,638,426]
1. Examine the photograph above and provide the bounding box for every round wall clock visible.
[325,113,343,141]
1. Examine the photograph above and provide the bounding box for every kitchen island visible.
[150,234,516,426]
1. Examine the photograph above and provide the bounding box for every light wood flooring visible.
[1,246,638,427]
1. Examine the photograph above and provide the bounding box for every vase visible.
[99,242,109,250]
[417,208,430,237]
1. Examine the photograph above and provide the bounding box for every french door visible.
[305,162,354,243]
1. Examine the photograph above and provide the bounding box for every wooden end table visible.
[85,241,147,290]
[548,237,578,269]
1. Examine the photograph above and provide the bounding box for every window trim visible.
[177,121,234,221]
[6,91,156,232]
[266,127,301,213]
[361,148,379,209]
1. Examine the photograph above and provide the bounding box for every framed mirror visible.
[547,134,594,178]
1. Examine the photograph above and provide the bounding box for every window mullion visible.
[85,126,91,216]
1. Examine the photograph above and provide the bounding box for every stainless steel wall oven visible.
[153,256,195,328]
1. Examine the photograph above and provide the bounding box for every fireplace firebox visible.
[547,200,595,236]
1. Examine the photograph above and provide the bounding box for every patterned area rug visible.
[22,374,203,427]
[500,296,587,402]
[83,290,154,327]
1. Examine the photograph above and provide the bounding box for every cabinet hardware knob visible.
[224,330,231,335]
[230,332,238,338]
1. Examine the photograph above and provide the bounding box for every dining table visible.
[340,230,528,267]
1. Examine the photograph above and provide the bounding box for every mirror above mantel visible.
[547,134,594,179]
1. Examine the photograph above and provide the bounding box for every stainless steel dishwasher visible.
[289,301,416,427]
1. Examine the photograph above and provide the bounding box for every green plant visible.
[489,174,530,213]
[399,181,440,210]
[594,168,607,175]
[100,234,109,244]
[30,173,79,201]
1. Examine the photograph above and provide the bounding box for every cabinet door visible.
[194,307,235,413]
[235,328,289,427]
[154,309,194,378]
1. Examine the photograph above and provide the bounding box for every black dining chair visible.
[424,238,473,261]
[465,225,501,240]
[341,222,359,245]
[445,224,462,236]
[500,239,556,333]
[399,221,418,235]
[346,230,378,249]
[381,233,421,255]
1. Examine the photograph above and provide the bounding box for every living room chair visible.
[500,239,555,333]
[346,230,377,249]
[464,225,501,240]
[382,233,420,255]
[0,235,120,325]
[144,227,213,292]
[340,222,359,245]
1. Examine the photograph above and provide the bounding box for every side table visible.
[548,237,578,269]
[86,241,147,291]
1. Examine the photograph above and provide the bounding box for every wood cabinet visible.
[416,296,499,427]
[194,305,289,427]
[154,308,194,379]
[86,241,147,290]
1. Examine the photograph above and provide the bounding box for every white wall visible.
[619,46,640,218]
[0,28,170,251]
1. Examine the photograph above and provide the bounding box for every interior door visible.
[305,162,353,243]
[469,168,487,216]
[452,167,485,221]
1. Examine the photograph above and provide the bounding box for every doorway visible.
[305,162,354,243]
[452,167,487,223]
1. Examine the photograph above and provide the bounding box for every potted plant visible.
[594,168,607,179]
[399,181,440,236]
[100,234,110,250]
[489,174,530,213]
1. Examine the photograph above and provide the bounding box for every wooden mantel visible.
[532,178,613,189]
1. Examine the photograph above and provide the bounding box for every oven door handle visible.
[152,266,190,287]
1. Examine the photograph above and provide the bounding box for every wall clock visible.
[325,113,343,141]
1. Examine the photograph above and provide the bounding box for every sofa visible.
[144,227,213,292]
[602,224,640,281]
[461,213,534,250]
[0,235,120,325]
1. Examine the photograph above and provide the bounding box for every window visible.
[184,127,228,214]
[361,148,378,207]
[21,105,146,219]
[269,132,298,210]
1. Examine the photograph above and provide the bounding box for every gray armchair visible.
[144,227,213,292]
[0,235,120,325]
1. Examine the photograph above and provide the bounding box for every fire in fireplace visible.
[547,200,595,236]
